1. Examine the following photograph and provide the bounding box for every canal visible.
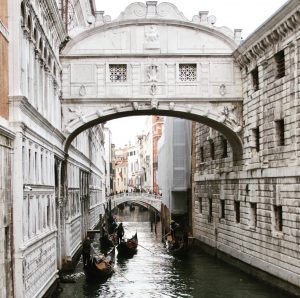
[59,207,291,298]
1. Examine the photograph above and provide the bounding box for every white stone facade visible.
[192,0,300,294]
[7,0,107,297]
[0,118,14,298]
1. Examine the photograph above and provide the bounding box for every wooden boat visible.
[100,233,114,251]
[165,234,188,256]
[117,233,138,258]
[84,247,115,280]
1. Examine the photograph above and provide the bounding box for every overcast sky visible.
[100,0,288,147]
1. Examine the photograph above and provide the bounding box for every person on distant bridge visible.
[117,222,125,244]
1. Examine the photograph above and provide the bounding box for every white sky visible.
[100,0,288,147]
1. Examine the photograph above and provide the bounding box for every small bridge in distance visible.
[107,193,162,212]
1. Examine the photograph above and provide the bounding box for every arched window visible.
[39,39,43,53]
[48,56,52,68]
[27,15,32,32]
[53,64,57,77]
[33,28,38,43]
[21,2,26,26]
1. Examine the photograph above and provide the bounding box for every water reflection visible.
[60,207,291,298]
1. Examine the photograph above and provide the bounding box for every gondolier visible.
[117,222,125,244]
[82,236,92,266]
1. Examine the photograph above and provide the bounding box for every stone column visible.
[12,125,25,298]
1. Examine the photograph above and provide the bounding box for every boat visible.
[165,233,188,256]
[100,233,115,251]
[84,247,115,280]
[117,233,138,258]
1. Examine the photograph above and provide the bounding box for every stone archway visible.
[60,1,244,160]
[63,105,243,161]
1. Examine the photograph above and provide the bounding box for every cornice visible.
[234,0,300,67]
[10,96,65,143]
[45,0,67,43]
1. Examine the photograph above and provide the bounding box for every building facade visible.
[113,146,128,193]
[192,0,300,294]
[6,0,106,297]
[152,115,164,194]
[0,1,13,296]
[158,117,192,226]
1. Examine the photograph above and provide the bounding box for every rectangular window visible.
[208,197,213,222]
[179,64,197,82]
[253,127,260,152]
[221,136,228,158]
[109,64,127,82]
[198,197,203,214]
[275,119,285,146]
[220,199,225,219]
[251,67,259,91]
[210,141,215,160]
[250,203,257,228]
[274,50,285,79]
[274,205,283,231]
[200,146,204,162]
[235,201,240,223]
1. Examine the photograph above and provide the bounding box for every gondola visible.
[165,234,188,256]
[84,247,115,280]
[100,233,114,251]
[117,233,138,258]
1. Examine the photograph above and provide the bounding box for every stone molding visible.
[63,18,239,55]
[234,1,300,66]
[9,96,65,142]
[0,20,9,41]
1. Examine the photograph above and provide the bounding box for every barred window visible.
[274,50,285,79]
[109,64,127,82]
[251,67,259,91]
[179,64,197,82]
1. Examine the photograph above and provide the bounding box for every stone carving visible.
[116,2,147,20]
[79,85,86,96]
[132,102,139,110]
[150,98,158,109]
[169,102,175,110]
[116,2,188,22]
[150,83,157,95]
[144,25,160,49]
[67,107,85,123]
[147,64,158,82]
[220,104,240,127]
[156,2,188,21]
[219,84,226,96]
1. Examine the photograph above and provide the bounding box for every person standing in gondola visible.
[116,222,125,244]
[82,236,91,266]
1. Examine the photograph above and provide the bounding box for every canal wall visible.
[192,1,300,296]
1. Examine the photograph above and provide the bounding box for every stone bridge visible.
[60,1,244,161]
[107,193,162,212]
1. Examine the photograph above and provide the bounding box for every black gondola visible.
[117,233,138,258]
[165,234,188,256]
[84,247,115,280]
[100,233,114,251]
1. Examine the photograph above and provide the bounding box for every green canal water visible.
[59,208,292,298]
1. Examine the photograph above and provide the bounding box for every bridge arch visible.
[61,1,244,161]
[108,193,162,213]
[63,106,243,161]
